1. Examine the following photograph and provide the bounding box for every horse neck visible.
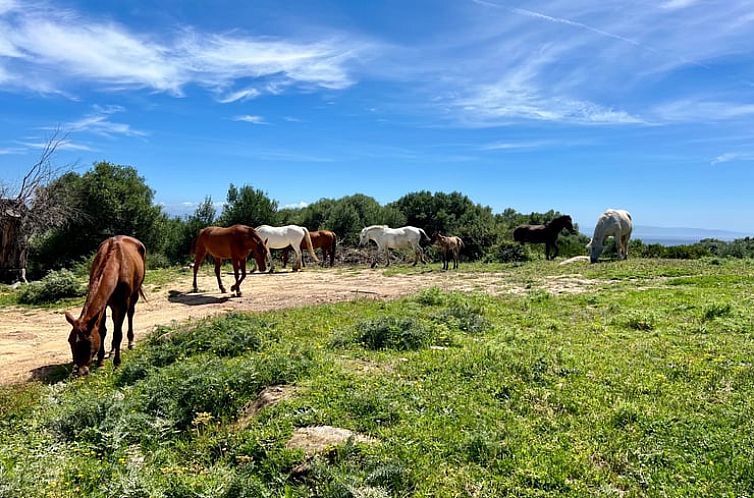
[80,251,121,324]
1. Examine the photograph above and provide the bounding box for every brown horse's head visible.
[552,215,576,234]
[252,238,270,273]
[65,311,101,375]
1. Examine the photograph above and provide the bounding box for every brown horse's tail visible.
[303,228,320,262]
[139,286,149,303]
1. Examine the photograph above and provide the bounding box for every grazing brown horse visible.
[431,233,464,270]
[281,230,337,268]
[65,236,146,375]
[191,225,269,296]
[513,215,576,260]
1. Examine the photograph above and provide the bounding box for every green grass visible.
[1,259,754,496]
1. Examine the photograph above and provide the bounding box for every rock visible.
[286,426,378,458]
[234,385,297,430]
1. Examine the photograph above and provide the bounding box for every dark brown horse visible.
[191,225,269,296]
[513,215,576,260]
[431,233,464,270]
[64,236,146,375]
[281,229,337,268]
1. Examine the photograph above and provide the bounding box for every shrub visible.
[355,317,433,351]
[17,269,84,304]
[439,304,492,335]
[701,302,733,322]
[623,312,657,331]
[486,240,528,263]
[117,314,270,386]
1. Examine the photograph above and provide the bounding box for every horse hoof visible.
[236,291,243,297]
[220,288,227,294]
[128,342,134,350]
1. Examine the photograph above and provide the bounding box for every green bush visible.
[354,317,433,351]
[485,240,529,263]
[17,269,84,304]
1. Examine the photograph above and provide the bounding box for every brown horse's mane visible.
[79,239,121,324]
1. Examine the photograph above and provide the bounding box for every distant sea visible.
[580,225,751,247]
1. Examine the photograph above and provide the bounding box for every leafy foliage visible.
[16,268,84,304]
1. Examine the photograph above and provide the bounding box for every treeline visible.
[26,162,754,274]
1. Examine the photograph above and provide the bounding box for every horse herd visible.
[64,208,633,375]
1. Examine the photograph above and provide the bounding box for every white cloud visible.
[217,87,261,103]
[711,152,754,165]
[233,114,266,124]
[0,2,374,98]
[282,201,309,209]
[51,105,146,137]
[661,0,699,10]
[0,145,24,154]
[19,139,94,151]
[652,99,754,123]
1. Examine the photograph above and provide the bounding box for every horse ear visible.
[64,311,76,327]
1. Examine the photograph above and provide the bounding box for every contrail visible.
[471,0,711,70]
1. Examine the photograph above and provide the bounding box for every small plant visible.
[17,269,84,304]
[355,317,433,351]
[415,287,447,306]
[701,302,733,322]
[623,312,657,331]
[439,304,491,335]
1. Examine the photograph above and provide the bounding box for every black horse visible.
[513,215,576,260]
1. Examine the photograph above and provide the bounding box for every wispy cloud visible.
[18,139,94,151]
[711,152,754,165]
[0,145,24,154]
[652,99,754,123]
[233,114,266,125]
[282,201,309,209]
[0,2,375,98]
[661,0,699,10]
[217,87,261,104]
[481,139,577,151]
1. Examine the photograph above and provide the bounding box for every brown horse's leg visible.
[97,308,107,367]
[192,246,207,292]
[552,241,559,260]
[110,305,126,367]
[282,248,289,268]
[127,297,136,350]
[214,258,226,293]
[235,258,247,296]
[230,258,240,294]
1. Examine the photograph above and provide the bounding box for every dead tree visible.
[0,130,75,283]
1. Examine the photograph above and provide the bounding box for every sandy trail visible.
[0,267,600,385]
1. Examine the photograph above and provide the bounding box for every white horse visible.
[358,225,431,268]
[587,209,633,263]
[255,225,319,271]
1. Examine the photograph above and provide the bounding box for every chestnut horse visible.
[65,235,146,375]
[513,215,576,260]
[191,225,269,296]
[431,233,464,270]
[282,230,337,268]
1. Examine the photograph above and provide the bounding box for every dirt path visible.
[0,268,601,385]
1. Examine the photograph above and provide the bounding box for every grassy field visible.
[1,259,753,497]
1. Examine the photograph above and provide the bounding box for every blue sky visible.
[1,0,753,231]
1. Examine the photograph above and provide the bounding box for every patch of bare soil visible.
[0,267,603,385]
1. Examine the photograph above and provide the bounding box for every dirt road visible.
[0,267,599,385]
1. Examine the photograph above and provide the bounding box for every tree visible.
[218,184,278,227]
[0,131,75,282]
[31,162,165,270]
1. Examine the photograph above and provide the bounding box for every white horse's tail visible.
[303,228,320,262]
[418,228,431,246]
